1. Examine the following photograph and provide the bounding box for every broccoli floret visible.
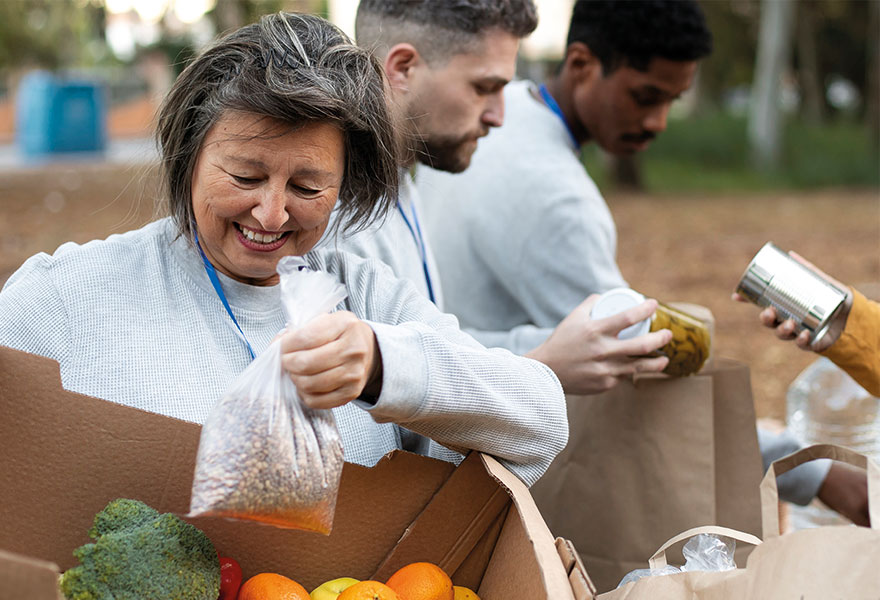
[59,498,220,600]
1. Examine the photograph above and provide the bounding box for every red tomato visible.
[217,556,243,600]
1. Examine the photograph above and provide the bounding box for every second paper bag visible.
[529,358,764,593]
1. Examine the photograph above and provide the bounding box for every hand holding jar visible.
[525,294,674,395]
[591,288,713,377]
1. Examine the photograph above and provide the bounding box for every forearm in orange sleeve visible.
[821,289,880,397]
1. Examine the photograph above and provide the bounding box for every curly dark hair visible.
[356,0,537,65]
[156,12,399,241]
[567,0,713,73]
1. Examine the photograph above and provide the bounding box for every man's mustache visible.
[621,131,656,143]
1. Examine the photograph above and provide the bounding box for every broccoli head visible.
[59,498,220,600]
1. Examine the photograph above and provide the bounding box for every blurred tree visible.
[796,1,824,123]
[209,0,326,35]
[0,0,110,73]
[748,0,795,168]
[697,0,759,110]
[869,0,879,151]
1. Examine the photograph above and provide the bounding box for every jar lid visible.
[590,287,651,340]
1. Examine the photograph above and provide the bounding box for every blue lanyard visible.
[396,200,436,304]
[538,84,579,148]
[192,230,256,361]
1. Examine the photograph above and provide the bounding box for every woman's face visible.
[191,112,345,286]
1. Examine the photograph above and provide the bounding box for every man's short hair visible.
[356,0,538,65]
[567,0,713,73]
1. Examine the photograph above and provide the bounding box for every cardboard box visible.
[0,346,587,600]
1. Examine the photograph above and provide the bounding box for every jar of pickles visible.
[591,287,712,377]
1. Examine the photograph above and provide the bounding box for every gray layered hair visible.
[156,12,399,240]
[356,0,538,65]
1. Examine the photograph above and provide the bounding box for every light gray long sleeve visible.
[0,218,567,486]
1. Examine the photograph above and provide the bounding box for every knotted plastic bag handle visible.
[648,525,762,570]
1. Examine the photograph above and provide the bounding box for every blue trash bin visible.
[16,71,107,156]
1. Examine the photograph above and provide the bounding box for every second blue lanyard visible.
[397,200,436,305]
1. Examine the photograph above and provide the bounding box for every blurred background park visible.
[0,0,877,421]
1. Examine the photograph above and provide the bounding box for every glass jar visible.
[591,287,712,377]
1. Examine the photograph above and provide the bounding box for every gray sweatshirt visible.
[0,218,568,487]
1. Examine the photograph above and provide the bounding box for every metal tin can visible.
[591,288,712,377]
[735,242,848,347]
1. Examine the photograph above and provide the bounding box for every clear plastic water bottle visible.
[786,357,880,529]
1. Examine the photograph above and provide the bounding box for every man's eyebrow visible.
[222,155,269,169]
[633,85,686,102]
[637,85,679,98]
[479,75,511,86]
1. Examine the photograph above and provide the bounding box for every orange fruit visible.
[337,580,400,600]
[385,562,454,600]
[238,572,311,600]
[453,586,480,600]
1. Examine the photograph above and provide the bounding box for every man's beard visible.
[412,132,479,173]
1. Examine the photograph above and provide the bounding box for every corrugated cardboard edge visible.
[0,549,62,600]
[481,455,578,600]
[556,538,598,600]
[371,452,511,585]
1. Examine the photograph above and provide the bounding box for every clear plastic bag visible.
[616,534,736,588]
[189,257,347,534]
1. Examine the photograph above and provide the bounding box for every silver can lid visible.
[590,287,651,340]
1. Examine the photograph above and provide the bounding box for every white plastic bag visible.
[616,534,736,588]
[189,257,347,534]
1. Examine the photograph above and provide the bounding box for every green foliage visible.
[0,0,112,72]
[592,112,880,193]
[58,498,220,600]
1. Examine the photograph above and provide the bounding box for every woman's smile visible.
[234,223,291,251]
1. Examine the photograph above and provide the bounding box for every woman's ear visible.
[563,41,602,84]
[383,43,420,93]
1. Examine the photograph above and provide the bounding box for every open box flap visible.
[479,454,578,599]
[371,451,512,585]
[0,550,62,600]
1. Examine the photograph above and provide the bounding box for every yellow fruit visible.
[311,577,360,600]
[453,585,480,600]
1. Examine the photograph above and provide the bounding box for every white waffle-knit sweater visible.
[0,218,567,486]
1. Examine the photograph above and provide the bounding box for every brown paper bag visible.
[598,444,880,599]
[530,358,764,593]
[596,525,759,600]
[741,443,880,597]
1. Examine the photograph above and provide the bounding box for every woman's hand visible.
[733,251,852,352]
[279,311,382,409]
[526,295,672,395]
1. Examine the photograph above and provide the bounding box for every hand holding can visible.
[735,242,850,350]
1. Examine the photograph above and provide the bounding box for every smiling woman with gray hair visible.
[0,12,567,486]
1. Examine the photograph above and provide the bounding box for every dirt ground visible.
[0,161,877,419]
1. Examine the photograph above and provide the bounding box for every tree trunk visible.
[868,0,880,152]
[797,1,824,123]
[214,0,246,35]
[610,154,643,191]
[748,0,797,168]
